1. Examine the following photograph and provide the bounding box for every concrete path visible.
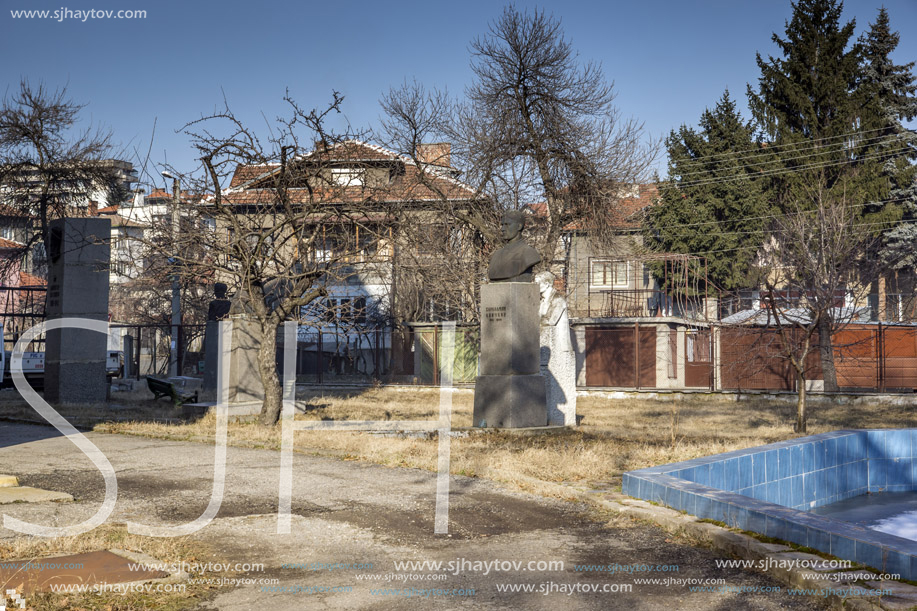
[0,423,826,610]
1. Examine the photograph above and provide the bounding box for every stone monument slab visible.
[202,284,232,403]
[201,320,220,402]
[478,283,540,376]
[228,318,264,404]
[44,218,111,404]
[538,271,577,426]
[473,211,549,428]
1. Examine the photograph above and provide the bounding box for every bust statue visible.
[206,283,232,321]
[487,210,541,282]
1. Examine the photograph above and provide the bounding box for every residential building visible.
[531,184,720,390]
[215,139,481,378]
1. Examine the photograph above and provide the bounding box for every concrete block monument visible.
[44,217,111,403]
[473,211,547,428]
[201,283,231,403]
[226,293,264,405]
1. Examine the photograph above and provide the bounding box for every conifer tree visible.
[746,0,870,205]
[746,0,881,393]
[645,91,769,293]
[862,8,917,269]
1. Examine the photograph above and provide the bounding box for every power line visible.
[662,125,911,167]
[647,215,917,260]
[672,144,913,188]
[644,196,908,232]
[672,133,911,178]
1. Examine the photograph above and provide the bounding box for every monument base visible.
[228,318,264,403]
[473,374,547,428]
[200,320,220,403]
[45,362,109,404]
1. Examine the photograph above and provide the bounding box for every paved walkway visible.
[0,423,825,609]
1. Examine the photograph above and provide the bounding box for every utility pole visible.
[162,171,181,377]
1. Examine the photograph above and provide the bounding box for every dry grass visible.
[0,524,219,610]
[40,386,915,496]
[4,387,917,606]
[5,386,917,496]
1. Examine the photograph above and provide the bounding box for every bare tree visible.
[379,7,658,294]
[158,93,378,425]
[758,183,878,432]
[0,81,125,279]
[460,6,658,268]
[162,91,479,425]
[378,81,492,324]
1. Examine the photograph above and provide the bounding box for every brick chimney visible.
[415,143,451,167]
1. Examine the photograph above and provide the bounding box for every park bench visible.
[146,376,198,406]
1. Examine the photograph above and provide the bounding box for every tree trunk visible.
[818,316,838,392]
[258,321,283,426]
[795,369,807,433]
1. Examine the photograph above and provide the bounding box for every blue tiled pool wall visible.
[623,430,917,579]
[626,431,917,511]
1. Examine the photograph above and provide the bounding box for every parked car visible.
[0,329,123,388]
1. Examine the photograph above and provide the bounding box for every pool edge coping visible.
[623,430,917,581]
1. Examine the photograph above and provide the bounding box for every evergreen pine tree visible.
[745,0,886,394]
[746,0,873,210]
[645,91,769,292]
[861,8,917,268]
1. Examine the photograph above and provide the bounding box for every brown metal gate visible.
[685,329,712,388]
[835,325,917,390]
[584,325,656,388]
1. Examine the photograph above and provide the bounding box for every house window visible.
[313,237,334,263]
[354,297,367,324]
[317,297,372,326]
[331,168,364,188]
[323,299,338,324]
[590,260,629,288]
[686,329,711,363]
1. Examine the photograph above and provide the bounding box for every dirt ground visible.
[0,421,829,610]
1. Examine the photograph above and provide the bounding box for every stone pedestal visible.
[473,283,547,428]
[200,320,220,402]
[44,218,111,404]
[228,318,264,404]
[473,375,546,428]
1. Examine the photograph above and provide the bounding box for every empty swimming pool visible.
[623,430,917,579]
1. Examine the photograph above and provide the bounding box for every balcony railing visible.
[574,289,712,321]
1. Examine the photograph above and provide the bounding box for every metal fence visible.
[110,323,205,379]
[287,324,479,386]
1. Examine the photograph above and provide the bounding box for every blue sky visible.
[2,0,915,189]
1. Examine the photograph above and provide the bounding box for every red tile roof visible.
[147,188,173,200]
[223,140,478,206]
[0,237,24,249]
[229,166,273,189]
[526,184,659,231]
